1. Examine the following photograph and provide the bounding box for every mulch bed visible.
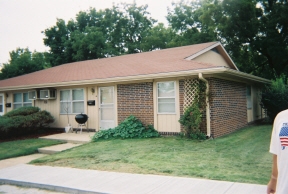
[0,128,64,143]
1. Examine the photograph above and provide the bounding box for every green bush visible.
[0,106,55,139]
[92,115,159,141]
[261,76,288,121]
[178,103,206,140]
[4,106,40,117]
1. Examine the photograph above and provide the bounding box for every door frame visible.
[98,86,116,130]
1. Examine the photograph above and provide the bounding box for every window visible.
[157,81,176,113]
[246,86,252,109]
[13,92,32,109]
[60,89,84,114]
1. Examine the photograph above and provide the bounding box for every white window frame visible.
[13,92,32,109]
[60,88,85,114]
[157,81,176,114]
[246,86,252,109]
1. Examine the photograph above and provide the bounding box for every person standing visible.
[267,110,288,194]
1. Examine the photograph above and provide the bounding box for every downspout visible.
[198,73,211,138]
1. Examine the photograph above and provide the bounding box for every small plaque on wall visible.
[87,100,95,106]
[5,103,11,108]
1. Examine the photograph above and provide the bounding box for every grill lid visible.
[75,113,88,124]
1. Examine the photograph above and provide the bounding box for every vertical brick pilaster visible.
[117,82,154,126]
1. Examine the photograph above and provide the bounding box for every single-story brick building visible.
[0,42,270,138]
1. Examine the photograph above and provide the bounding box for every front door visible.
[99,87,115,130]
[0,94,4,116]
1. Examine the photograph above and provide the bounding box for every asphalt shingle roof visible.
[0,42,222,88]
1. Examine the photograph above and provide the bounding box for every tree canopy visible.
[166,0,288,79]
[42,3,157,67]
[2,1,288,80]
[0,48,49,80]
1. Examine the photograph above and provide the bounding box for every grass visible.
[0,139,64,160]
[31,125,273,185]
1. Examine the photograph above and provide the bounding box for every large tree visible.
[215,0,288,79]
[166,0,217,46]
[0,48,49,80]
[43,3,156,66]
[167,0,288,79]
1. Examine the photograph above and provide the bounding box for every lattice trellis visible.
[183,78,200,111]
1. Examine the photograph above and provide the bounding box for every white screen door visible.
[0,94,4,116]
[99,87,115,130]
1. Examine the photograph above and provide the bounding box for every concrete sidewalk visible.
[0,164,266,194]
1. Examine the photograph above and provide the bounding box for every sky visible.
[0,0,176,65]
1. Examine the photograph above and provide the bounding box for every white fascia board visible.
[185,42,220,60]
[217,44,239,71]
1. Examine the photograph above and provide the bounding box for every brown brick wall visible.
[208,78,247,138]
[117,82,154,126]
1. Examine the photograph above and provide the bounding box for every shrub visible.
[261,76,288,121]
[4,106,40,117]
[0,107,55,139]
[92,115,159,141]
[178,103,206,140]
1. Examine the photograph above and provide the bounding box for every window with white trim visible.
[13,92,32,109]
[246,86,252,109]
[157,81,176,113]
[60,89,84,114]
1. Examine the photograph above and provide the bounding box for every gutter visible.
[198,73,211,138]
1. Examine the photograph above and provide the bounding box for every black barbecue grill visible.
[75,113,88,133]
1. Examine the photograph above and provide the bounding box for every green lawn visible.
[31,125,273,185]
[0,139,64,160]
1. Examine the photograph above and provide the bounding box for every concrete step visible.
[39,132,95,144]
[38,143,83,154]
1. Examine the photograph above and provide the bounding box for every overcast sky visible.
[0,0,176,65]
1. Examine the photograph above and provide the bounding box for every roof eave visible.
[0,67,270,92]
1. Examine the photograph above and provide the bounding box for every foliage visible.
[179,103,206,140]
[167,0,288,79]
[4,1,288,80]
[0,139,64,160]
[33,125,272,185]
[166,0,217,46]
[43,3,156,66]
[0,107,55,138]
[4,106,40,117]
[179,80,208,140]
[0,48,50,80]
[92,115,159,141]
[261,75,288,121]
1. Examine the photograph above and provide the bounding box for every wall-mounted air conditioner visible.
[28,90,40,100]
[40,89,56,99]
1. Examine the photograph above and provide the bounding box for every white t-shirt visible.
[270,109,288,194]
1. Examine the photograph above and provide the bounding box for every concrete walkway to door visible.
[39,132,95,143]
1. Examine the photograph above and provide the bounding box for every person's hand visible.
[267,178,277,194]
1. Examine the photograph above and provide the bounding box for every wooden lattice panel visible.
[183,78,200,111]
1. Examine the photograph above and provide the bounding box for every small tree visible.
[261,76,288,121]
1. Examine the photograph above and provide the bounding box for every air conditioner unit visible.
[40,89,56,99]
[28,90,40,100]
